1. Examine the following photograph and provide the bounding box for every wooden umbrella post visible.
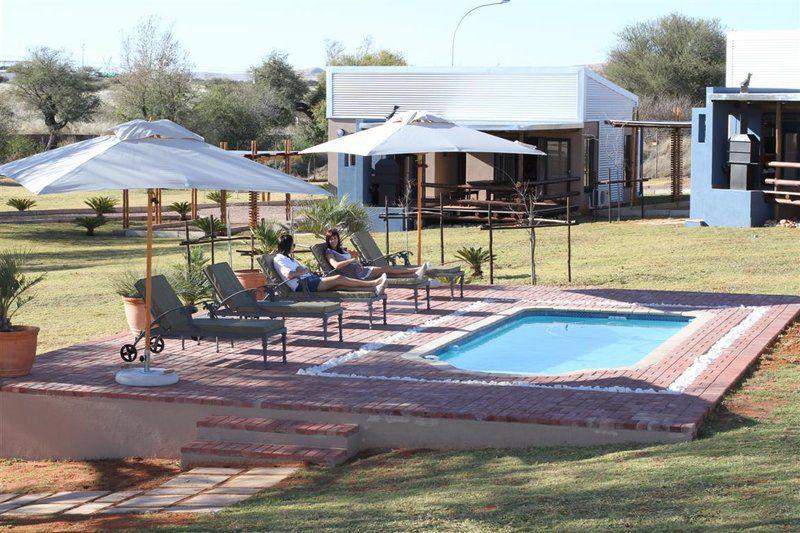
[488,202,494,285]
[284,139,292,221]
[144,188,155,372]
[191,189,198,220]
[384,195,390,255]
[416,154,424,262]
[439,194,445,265]
[566,194,572,283]
[122,189,130,229]
[249,140,259,228]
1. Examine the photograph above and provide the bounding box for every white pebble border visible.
[299,299,771,396]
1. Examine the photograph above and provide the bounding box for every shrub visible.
[74,215,107,236]
[110,269,143,299]
[296,195,370,239]
[206,191,223,204]
[3,135,40,162]
[167,247,212,306]
[250,219,286,254]
[455,246,495,278]
[84,195,117,215]
[0,250,45,331]
[5,197,36,211]
[170,201,192,221]
[193,216,226,236]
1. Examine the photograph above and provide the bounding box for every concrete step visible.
[180,440,352,469]
[195,416,360,454]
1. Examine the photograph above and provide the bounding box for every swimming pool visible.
[435,311,692,375]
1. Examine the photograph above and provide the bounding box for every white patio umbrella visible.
[301,110,545,259]
[0,119,329,387]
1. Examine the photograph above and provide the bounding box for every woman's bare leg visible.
[318,274,382,291]
[370,266,417,278]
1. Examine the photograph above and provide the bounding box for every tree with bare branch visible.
[9,47,100,150]
[114,17,193,121]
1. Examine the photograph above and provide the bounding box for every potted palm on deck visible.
[0,251,45,377]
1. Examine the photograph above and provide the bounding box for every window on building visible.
[584,138,598,189]
[545,139,570,179]
[698,114,706,143]
[493,153,517,183]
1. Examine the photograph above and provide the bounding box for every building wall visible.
[726,30,800,89]
[326,118,356,191]
[584,72,638,202]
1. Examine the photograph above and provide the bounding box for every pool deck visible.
[1,284,798,458]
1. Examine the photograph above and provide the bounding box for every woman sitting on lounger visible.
[324,228,428,280]
[274,234,388,295]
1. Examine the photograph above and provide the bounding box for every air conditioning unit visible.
[591,189,610,208]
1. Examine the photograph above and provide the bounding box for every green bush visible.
[0,250,45,331]
[296,195,370,239]
[206,191,223,204]
[170,201,192,220]
[3,135,40,163]
[5,198,37,211]
[84,195,117,216]
[455,246,495,278]
[167,247,212,306]
[193,216,226,236]
[109,269,143,299]
[250,219,286,254]
[74,215,107,236]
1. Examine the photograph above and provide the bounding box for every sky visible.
[0,0,798,73]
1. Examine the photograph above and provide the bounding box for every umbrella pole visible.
[226,198,233,266]
[144,188,154,372]
[416,154,424,261]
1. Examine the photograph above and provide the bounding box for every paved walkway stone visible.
[0,467,297,517]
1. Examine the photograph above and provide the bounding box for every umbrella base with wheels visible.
[115,367,180,387]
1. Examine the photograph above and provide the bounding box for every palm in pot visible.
[0,251,45,377]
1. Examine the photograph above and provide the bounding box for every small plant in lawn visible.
[74,215,107,236]
[455,246,495,278]
[0,250,45,332]
[193,216,225,237]
[170,201,192,221]
[5,198,36,211]
[206,191,223,204]
[250,219,286,254]
[167,247,212,306]
[84,195,117,216]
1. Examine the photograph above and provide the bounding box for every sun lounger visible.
[130,274,287,367]
[257,254,387,328]
[349,230,465,299]
[203,262,344,342]
[309,242,430,312]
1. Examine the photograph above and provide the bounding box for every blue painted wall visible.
[689,87,794,227]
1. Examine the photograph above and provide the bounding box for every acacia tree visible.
[251,51,310,120]
[604,13,725,103]
[114,17,193,121]
[0,101,14,160]
[9,48,100,150]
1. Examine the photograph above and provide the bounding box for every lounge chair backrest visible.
[204,262,259,312]
[258,254,293,298]
[134,274,191,331]
[310,243,335,275]
[350,231,389,267]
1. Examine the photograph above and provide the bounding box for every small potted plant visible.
[238,220,285,298]
[0,250,45,377]
[111,269,149,335]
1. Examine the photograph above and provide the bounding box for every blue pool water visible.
[436,312,691,375]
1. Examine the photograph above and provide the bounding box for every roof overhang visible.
[360,120,584,132]
[710,92,800,103]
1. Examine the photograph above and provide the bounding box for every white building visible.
[726,29,800,89]
[324,66,638,213]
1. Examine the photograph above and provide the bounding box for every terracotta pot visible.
[235,269,268,300]
[123,297,151,335]
[0,326,39,377]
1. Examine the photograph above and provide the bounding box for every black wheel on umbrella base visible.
[150,335,165,353]
[120,344,137,362]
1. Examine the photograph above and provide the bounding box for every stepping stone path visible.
[0,466,296,517]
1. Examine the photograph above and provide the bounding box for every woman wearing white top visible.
[274,234,388,295]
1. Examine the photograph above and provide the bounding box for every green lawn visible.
[167,327,800,530]
[4,219,800,352]
[2,218,799,530]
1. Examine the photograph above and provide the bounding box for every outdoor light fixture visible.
[451,0,511,66]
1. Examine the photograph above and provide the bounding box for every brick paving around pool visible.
[2,285,798,439]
